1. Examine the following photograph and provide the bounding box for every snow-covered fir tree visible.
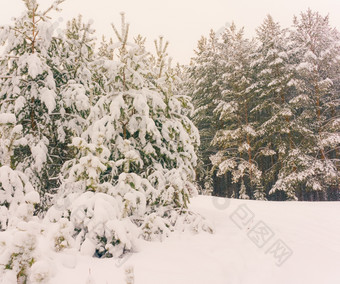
[0,0,69,209]
[49,13,211,258]
[53,14,95,157]
[210,23,264,199]
[251,15,298,200]
[270,9,340,200]
[187,30,224,195]
[0,114,40,230]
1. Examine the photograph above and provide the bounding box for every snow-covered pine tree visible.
[0,0,68,210]
[98,36,114,60]
[271,10,340,200]
[42,16,95,247]
[51,13,210,258]
[54,14,94,150]
[251,15,298,200]
[210,23,264,199]
[0,6,59,281]
[186,30,224,195]
[148,35,201,211]
[0,114,40,230]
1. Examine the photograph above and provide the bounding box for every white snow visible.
[46,196,340,284]
[0,113,16,124]
[20,53,44,79]
[30,139,48,172]
[14,96,26,113]
[40,87,56,113]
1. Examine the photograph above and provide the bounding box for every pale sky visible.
[1,0,340,64]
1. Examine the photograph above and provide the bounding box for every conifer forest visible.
[0,0,339,283]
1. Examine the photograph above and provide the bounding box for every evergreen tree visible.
[210,23,264,199]
[98,36,114,60]
[251,15,298,200]
[52,13,210,258]
[0,0,67,209]
[187,30,224,195]
[271,10,340,200]
[0,114,40,230]
[54,15,94,150]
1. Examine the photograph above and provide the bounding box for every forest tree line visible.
[185,10,340,201]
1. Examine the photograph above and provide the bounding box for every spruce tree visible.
[271,10,340,200]
[55,15,94,147]
[251,15,298,200]
[187,30,224,195]
[52,13,210,258]
[210,23,264,199]
[0,0,67,209]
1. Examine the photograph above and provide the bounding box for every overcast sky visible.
[0,0,339,64]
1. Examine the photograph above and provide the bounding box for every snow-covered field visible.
[50,196,340,284]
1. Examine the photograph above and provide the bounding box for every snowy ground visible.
[50,196,340,284]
